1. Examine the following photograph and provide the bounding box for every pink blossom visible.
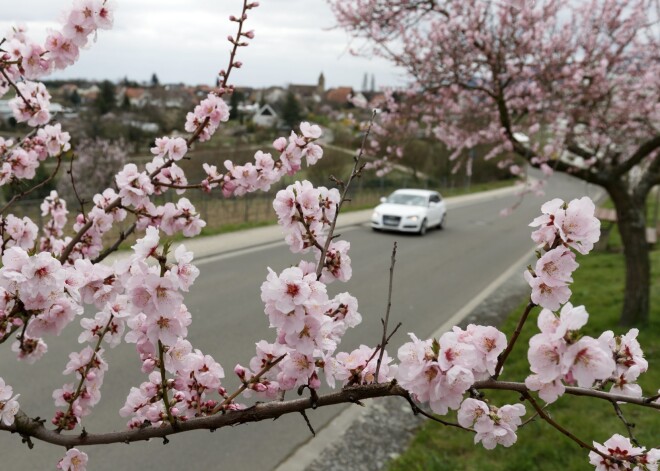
[0,378,20,426]
[11,336,48,363]
[45,31,80,70]
[553,197,601,255]
[525,375,566,404]
[300,122,322,139]
[563,337,615,388]
[589,434,646,471]
[261,267,313,313]
[535,247,578,287]
[524,270,571,311]
[57,448,88,471]
[132,226,160,260]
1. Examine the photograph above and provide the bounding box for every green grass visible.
[389,248,660,471]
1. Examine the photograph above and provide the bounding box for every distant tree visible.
[362,73,368,92]
[229,90,245,121]
[150,73,160,87]
[330,0,660,326]
[94,80,116,115]
[281,91,302,129]
[68,89,81,108]
[121,93,131,110]
[121,76,140,87]
[370,74,375,92]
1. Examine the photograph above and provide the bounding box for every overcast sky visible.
[1,1,408,90]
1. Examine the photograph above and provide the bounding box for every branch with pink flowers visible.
[1,380,658,448]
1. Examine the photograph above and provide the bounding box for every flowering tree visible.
[0,1,659,470]
[328,0,660,326]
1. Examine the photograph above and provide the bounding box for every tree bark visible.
[607,183,650,326]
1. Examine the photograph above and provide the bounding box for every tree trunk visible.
[607,184,650,326]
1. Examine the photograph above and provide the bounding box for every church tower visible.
[317,72,325,94]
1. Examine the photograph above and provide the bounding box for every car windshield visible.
[386,193,428,206]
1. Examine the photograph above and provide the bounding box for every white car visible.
[370,189,447,235]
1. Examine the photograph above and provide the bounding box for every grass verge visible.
[388,246,660,471]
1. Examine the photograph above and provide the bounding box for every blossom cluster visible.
[525,303,617,403]
[396,325,508,416]
[523,197,649,405]
[0,124,71,187]
[115,229,235,425]
[0,247,83,363]
[201,122,325,198]
[2,1,114,124]
[234,263,367,396]
[589,434,660,471]
[458,398,526,450]
[525,197,600,310]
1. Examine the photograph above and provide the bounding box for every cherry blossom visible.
[589,434,659,471]
[0,378,20,426]
[57,448,88,471]
[458,398,526,450]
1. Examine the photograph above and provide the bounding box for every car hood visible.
[374,203,426,217]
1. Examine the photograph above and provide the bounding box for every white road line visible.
[194,226,361,266]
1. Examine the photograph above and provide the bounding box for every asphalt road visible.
[0,173,594,470]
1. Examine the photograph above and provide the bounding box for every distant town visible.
[0,72,384,138]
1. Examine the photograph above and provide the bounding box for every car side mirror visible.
[380,197,387,204]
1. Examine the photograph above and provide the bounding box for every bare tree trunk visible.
[608,183,650,326]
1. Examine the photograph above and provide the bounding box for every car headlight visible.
[406,215,419,221]
[372,210,381,218]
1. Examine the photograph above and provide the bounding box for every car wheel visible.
[438,214,445,230]
[418,219,427,236]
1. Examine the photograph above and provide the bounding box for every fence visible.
[4,176,506,248]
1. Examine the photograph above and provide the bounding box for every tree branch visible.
[3,380,658,449]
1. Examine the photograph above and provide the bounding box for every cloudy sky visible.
[2,0,408,90]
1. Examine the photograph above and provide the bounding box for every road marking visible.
[273,248,535,471]
[194,227,360,266]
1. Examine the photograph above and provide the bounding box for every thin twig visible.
[348,322,402,386]
[611,401,638,446]
[56,315,115,432]
[493,300,535,378]
[299,410,315,436]
[0,68,34,112]
[376,242,397,380]
[402,392,473,432]
[91,223,137,264]
[68,153,87,219]
[157,340,177,429]
[645,393,660,404]
[315,109,378,280]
